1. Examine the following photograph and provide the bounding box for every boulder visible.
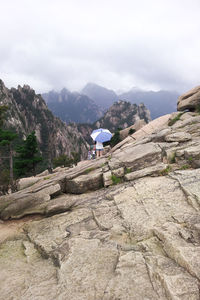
[66,169,103,194]
[109,142,162,171]
[165,132,192,142]
[17,177,41,190]
[125,163,168,181]
[177,86,200,111]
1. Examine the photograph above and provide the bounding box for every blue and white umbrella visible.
[91,128,112,143]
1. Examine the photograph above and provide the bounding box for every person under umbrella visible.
[90,128,112,158]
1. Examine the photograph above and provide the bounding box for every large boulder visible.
[177,86,200,111]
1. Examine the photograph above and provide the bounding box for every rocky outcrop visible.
[0,80,88,162]
[0,91,200,299]
[78,100,151,144]
[177,85,200,111]
[94,100,151,133]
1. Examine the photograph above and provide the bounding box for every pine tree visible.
[15,131,42,177]
[0,105,17,191]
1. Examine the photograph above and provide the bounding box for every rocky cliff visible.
[78,100,151,144]
[0,86,200,299]
[94,100,151,132]
[0,80,88,165]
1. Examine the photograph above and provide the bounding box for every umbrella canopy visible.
[91,128,112,143]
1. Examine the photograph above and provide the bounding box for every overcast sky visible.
[0,0,200,94]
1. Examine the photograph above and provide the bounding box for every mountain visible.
[42,88,103,124]
[82,83,179,119]
[77,100,151,144]
[119,89,179,119]
[82,82,118,109]
[93,100,151,132]
[1,86,200,299]
[0,80,88,168]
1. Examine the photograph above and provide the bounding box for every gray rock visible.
[66,169,103,194]
[125,163,168,180]
[177,86,200,111]
[109,142,162,171]
[103,171,113,187]
[165,132,192,142]
[112,167,124,178]
[17,177,41,190]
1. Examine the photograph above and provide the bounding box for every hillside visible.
[0,86,200,299]
[0,80,88,167]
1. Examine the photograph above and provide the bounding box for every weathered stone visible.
[1,90,200,299]
[151,128,172,142]
[109,142,162,171]
[66,170,103,194]
[103,171,112,187]
[103,252,160,300]
[165,132,192,142]
[125,163,168,181]
[0,184,61,220]
[184,146,200,159]
[177,85,200,111]
[112,167,124,178]
[17,177,41,190]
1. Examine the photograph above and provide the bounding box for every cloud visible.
[0,0,200,93]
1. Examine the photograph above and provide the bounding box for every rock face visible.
[94,100,151,132]
[78,100,151,144]
[0,80,88,162]
[0,95,200,298]
[177,85,200,111]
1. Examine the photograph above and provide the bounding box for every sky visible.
[0,0,200,94]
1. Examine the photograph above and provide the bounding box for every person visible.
[88,150,92,160]
[92,146,96,159]
[96,141,103,157]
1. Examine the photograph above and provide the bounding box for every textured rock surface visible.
[177,85,200,111]
[1,106,200,298]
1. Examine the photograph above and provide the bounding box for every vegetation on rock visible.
[14,131,42,177]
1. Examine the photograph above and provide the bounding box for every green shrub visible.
[53,154,73,168]
[168,113,184,126]
[110,129,121,147]
[43,176,51,180]
[125,167,131,174]
[111,175,121,185]
[188,156,193,162]
[83,167,95,174]
[180,164,190,170]
[195,104,200,114]
[170,152,176,164]
[160,165,172,176]
[128,128,136,135]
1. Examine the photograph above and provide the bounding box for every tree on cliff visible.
[14,131,42,177]
[0,105,17,191]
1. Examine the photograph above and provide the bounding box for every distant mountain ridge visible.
[42,88,103,124]
[42,83,179,125]
[119,89,179,119]
[82,82,117,109]
[81,83,179,119]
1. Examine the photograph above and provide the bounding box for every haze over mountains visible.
[43,83,180,124]
[82,83,180,120]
